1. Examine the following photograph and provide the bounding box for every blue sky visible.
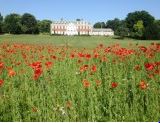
[0,0,160,24]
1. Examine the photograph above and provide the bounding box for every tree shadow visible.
[112,36,124,40]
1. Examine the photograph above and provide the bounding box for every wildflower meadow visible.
[0,41,160,121]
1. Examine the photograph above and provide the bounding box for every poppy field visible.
[0,40,160,121]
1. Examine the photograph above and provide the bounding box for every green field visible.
[0,34,160,121]
[0,34,160,47]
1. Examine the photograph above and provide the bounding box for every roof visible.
[92,28,114,32]
[52,20,91,25]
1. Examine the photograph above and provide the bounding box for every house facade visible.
[50,20,114,36]
[91,28,114,36]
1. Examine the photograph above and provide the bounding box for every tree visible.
[115,21,129,38]
[21,13,39,34]
[4,13,22,34]
[38,20,52,33]
[155,20,160,29]
[76,19,81,21]
[133,20,145,39]
[0,13,2,22]
[126,10,155,33]
[106,19,129,37]
[93,22,106,28]
[144,22,160,40]
[0,13,3,34]
[106,18,121,31]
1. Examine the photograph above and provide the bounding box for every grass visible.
[0,34,160,48]
[0,34,160,121]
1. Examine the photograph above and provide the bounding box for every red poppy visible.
[70,53,75,59]
[111,82,118,88]
[80,65,88,72]
[144,63,155,71]
[50,55,57,60]
[78,52,84,58]
[0,62,4,69]
[82,79,90,88]
[0,79,4,86]
[139,80,148,90]
[8,69,16,77]
[34,68,42,75]
[30,61,43,80]
[94,52,99,58]
[85,54,91,59]
[104,47,111,53]
[34,68,43,80]
[84,65,89,69]
[139,46,147,52]
[45,61,53,69]
[91,65,97,72]
[30,61,42,70]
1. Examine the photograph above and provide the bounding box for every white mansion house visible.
[50,20,114,36]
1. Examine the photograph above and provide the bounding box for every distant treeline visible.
[94,10,160,40]
[0,13,52,34]
[0,10,160,39]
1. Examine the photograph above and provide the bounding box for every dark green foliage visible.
[125,11,156,39]
[0,13,2,22]
[126,11,155,32]
[144,23,160,40]
[93,22,106,28]
[132,20,145,39]
[0,13,3,34]
[76,19,81,21]
[116,26,129,38]
[106,18,121,31]
[21,13,39,34]
[38,20,52,33]
[106,19,129,38]
[104,10,159,40]
[3,13,22,34]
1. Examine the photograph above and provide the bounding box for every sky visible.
[0,0,160,24]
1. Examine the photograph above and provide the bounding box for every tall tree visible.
[144,21,160,40]
[126,10,155,33]
[4,13,22,34]
[93,22,106,28]
[133,20,145,39]
[0,13,2,22]
[106,18,121,31]
[21,13,39,34]
[0,13,3,33]
[38,20,52,33]
[116,21,129,38]
[155,20,160,29]
[106,19,129,37]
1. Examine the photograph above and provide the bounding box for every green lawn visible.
[0,34,160,48]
